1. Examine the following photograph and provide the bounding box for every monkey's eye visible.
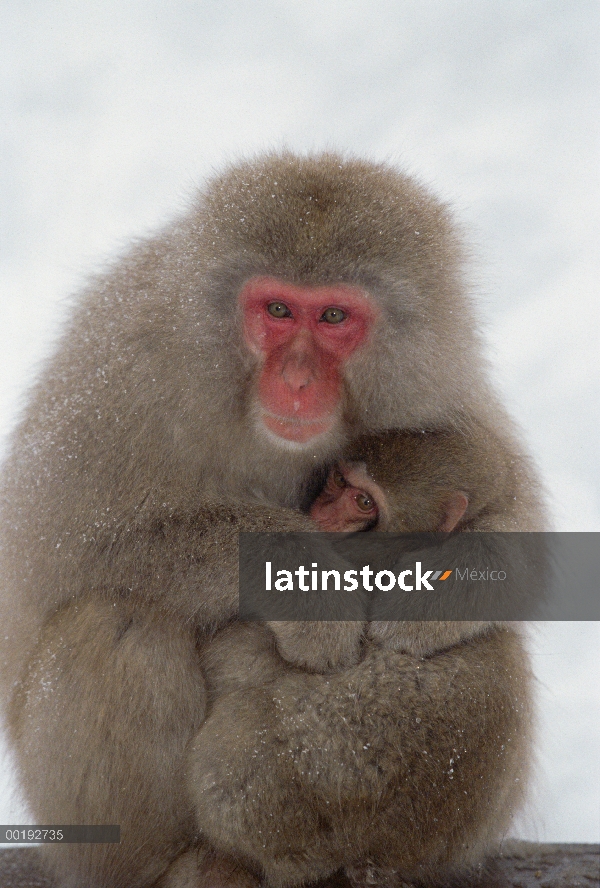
[320,307,347,324]
[332,469,346,488]
[267,302,292,318]
[355,493,375,512]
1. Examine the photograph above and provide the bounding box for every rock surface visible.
[0,843,597,888]
[489,842,599,888]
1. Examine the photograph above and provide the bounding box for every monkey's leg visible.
[8,597,207,888]
[189,627,532,888]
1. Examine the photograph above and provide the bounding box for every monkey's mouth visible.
[261,410,335,443]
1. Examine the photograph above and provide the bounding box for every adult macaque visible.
[0,153,545,888]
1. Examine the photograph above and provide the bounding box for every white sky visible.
[1,0,599,843]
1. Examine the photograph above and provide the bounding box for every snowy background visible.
[1,1,599,843]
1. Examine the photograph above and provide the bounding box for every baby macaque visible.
[309,425,540,660]
[311,459,467,533]
[311,425,533,534]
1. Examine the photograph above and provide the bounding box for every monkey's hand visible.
[265,620,365,673]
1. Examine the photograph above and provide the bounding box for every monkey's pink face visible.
[240,277,377,444]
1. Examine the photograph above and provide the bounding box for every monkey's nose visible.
[282,359,314,391]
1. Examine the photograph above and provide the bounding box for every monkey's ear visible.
[438,492,469,532]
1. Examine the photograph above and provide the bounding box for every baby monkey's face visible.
[310,459,470,534]
[309,462,386,532]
